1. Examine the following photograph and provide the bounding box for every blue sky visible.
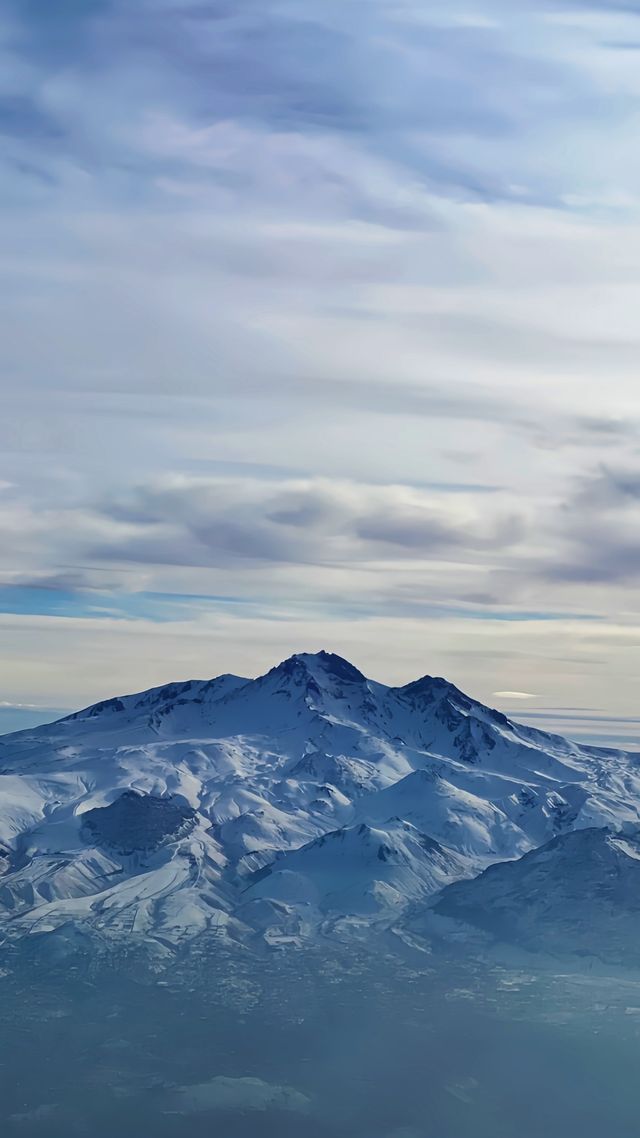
[1,0,640,731]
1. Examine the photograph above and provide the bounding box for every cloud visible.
[2,0,640,714]
[493,690,538,699]
[0,700,41,709]
[85,475,525,569]
[540,465,640,585]
[572,465,640,509]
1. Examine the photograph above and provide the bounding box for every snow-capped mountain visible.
[0,650,638,956]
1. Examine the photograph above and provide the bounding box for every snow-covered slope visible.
[0,651,638,954]
[246,819,473,924]
[433,826,640,967]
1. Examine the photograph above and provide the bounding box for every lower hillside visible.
[434,826,640,967]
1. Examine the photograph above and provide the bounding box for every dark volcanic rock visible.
[81,791,196,855]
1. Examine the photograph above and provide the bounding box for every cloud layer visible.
[1,0,640,718]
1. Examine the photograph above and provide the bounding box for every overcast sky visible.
[1,0,640,733]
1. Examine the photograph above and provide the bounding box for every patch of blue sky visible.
[0,586,101,619]
[0,706,70,735]
[0,586,251,622]
[457,609,602,622]
[380,603,602,623]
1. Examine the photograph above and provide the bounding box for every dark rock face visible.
[268,652,366,688]
[65,697,126,722]
[81,791,196,855]
[314,651,367,684]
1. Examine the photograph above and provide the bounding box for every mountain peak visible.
[396,674,462,702]
[265,651,367,686]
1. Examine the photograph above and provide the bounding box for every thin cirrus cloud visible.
[0,1,640,718]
